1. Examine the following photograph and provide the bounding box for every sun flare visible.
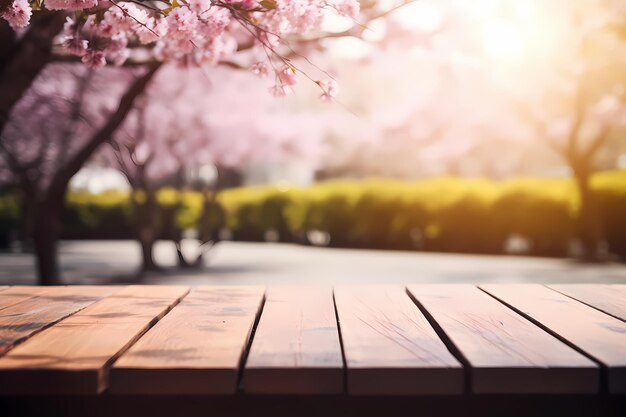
[482,21,526,61]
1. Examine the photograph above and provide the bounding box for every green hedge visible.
[1,171,625,257]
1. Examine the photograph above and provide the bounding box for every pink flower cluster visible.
[262,0,359,35]
[1,0,31,29]
[1,0,360,99]
[45,0,98,11]
[56,2,236,69]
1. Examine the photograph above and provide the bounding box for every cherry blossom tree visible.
[104,64,323,272]
[0,63,151,285]
[0,0,417,140]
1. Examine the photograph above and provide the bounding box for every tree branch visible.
[583,124,612,161]
[57,70,95,166]
[44,62,162,207]
[0,12,66,137]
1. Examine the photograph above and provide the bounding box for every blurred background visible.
[1,0,625,286]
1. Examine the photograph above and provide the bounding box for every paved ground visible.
[1,240,625,286]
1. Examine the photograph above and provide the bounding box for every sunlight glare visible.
[393,1,442,32]
[321,9,355,33]
[482,21,525,61]
[325,36,373,60]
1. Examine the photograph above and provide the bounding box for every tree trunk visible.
[31,200,62,285]
[135,190,160,272]
[139,234,159,272]
[0,13,66,136]
[32,216,61,285]
[573,163,602,260]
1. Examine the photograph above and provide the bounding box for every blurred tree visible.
[103,65,323,272]
[498,1,626,259]
[312,0,626,259]
[0,63,159,285]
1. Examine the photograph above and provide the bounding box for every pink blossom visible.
[270,84,286,97]
[193,36,236,65]
[196,7,231,38]
[136,17,167,44]
[166,7,199,41]
[110,48,130,66]
[319,79,338,102]
[81,50,107,69]
[268,0,324,33]
[331,0,360,18]
[105,33,129,66]
[44,0,98,11]
[241,0,257,9]
[63,16,77,32]
[187,0,212,14]
[88,17,116,38]
[277,65,297,86]
[101,3,148,34]
[250,62,269,77]
[1,0,31,30]
[62,36,89,56]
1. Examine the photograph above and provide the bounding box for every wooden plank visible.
[0,286,52,312]
[0,285,188,395]
[334,286,462,395]
[548,284,626,322]
[0,286,118,356]
[481,284,626,394]
[110,286,264,395]
[610,284,626,292]
[244,287,343,394]
[408,285,598,394]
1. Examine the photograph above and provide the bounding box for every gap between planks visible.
[0,286,120,356]
[243,287,343,395]
[334,285,463,395]
[408,285,598,394]
[546,284,626,323]
[480,284,626,394]
[110,286,265,395]
[0,286,189,395]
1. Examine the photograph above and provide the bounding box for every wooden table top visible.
[0,284,624,396]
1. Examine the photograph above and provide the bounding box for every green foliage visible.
[1,171,625,257]
[592,171,626,257]
[0,193,19,247]
[63,190,133,239]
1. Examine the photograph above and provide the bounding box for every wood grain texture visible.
[244,287,343,394]
[110,286,264,395]
[481,284,626,394]
[0,286,118,356]
[334,286,462,395]
[548,284,626,322]
[0,285,188,395]
[0,286,51,311]
[408,285,598,394]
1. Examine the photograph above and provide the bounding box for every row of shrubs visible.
[1,170,625,258]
